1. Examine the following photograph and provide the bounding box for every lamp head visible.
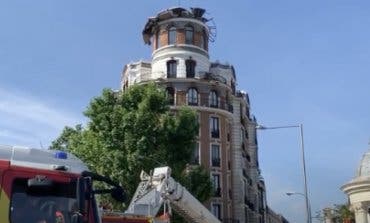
[255,125,267,130]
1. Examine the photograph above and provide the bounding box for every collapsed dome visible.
[142,7,210,47]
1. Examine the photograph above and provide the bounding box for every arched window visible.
[209,90,218,108]
[187,88,198,106]
[168,26,176,45]
[167,60,177,78]
[210,116,220,138]
[186,59,196,78]
[211,144,221,167]
[185,26,194,44]
[166,87,175,105]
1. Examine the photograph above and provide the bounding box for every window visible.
[185,26,194,44]
[187,88,198,105]
[168,26,176,45]
[246,107,250,119]
[212,174,221,197]
[209,90,218,108]
[211,203,222,220]
[186,59,196,78]
[166,87,175,105]
[210,116,220,138]
[246,153,251,162]
[190,142,200,165]
[10,178,77,223]
[167,60,177,78]
[258,189,265,213]
[211,144,220,167]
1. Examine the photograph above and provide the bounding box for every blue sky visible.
[1,1,369,222]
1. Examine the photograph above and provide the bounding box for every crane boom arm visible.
[124,166,221,223]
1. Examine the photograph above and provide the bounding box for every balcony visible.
[244,196,256,211]
[212,158,221,167]
[236,90,249,103]
[200,71,227,84]
[244,198,255,211]
[190,156,199,165]
[211,130,220,138]
[228,104,233,113]
[210,102,219,108]
[214,187,221,197]
[168,97,174,105]
[188,101,198,106]
[175,92,234,114]
[259,208,265,214]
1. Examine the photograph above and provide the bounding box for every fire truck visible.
[0,145,125,223]
[0,145,221,223]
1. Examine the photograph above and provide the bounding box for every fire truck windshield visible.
[10,178,78,223]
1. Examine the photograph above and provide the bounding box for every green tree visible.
[318,203,354,223]
[50,83,212,214]
[333,204,354,223]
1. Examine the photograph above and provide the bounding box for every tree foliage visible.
[333,204,354,223]
[50,83,212,213]
[317,203,354,223]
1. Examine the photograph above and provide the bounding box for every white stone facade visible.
[342,145,370,223]
[151,46,210,79]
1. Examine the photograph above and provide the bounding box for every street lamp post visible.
[256,124,311,223]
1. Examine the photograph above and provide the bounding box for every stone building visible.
[120,7,286,223]
[266,206,290,223]
[342,144,370,223]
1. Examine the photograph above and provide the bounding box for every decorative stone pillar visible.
[177,59,186,78]
[352,202,368,223]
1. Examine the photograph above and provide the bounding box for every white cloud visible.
[0,87,81,129]
[0,86,84,148]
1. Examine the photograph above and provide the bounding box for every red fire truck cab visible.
[0,145,125,223]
